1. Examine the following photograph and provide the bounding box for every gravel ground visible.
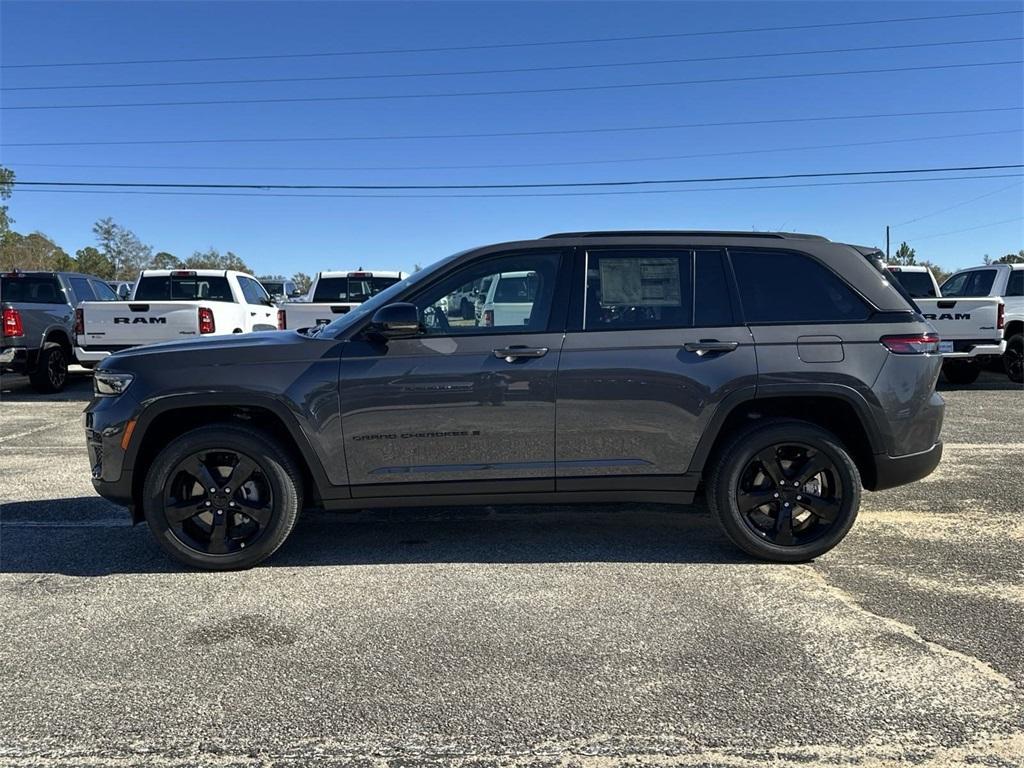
[0,368,1021,767]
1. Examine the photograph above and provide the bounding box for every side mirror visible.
[369,302,421,339]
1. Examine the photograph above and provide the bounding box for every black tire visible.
[707,419,861,563]
[1003,333,1023,384]
[28,343,68,393]
[942,359,981,385]
[142,424,302,570]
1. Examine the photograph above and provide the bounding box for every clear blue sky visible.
[1,0,1021,275]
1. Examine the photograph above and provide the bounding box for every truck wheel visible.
[1004,334,1023,384]
[28,343,68,393]
[142,424,302,570]
[707,420,861,563]
[942,360,981,385]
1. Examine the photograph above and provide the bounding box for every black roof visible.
[541,230,830,241]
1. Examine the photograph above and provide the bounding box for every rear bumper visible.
[75,347,112,363]
[941,340,1006,359]
[0,346,37,374]
[870,441,943,491]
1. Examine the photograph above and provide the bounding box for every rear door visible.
[555,247,755,491]
[236,275,278,331]
[338,249,568,495]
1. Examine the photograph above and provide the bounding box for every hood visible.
[98,330,327,370]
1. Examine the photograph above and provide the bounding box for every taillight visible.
[880,333,940,354]
[75,308,84,335]
[997,302,1005,330]
[2,307,24,337]
[198,307,216,334]
[277,309,286,330]
[483,309,494,327]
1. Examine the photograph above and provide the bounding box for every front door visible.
[339,249,568,497]
[556,247,756,491]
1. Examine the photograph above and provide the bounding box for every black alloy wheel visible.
[736,442,842,547]
[163,449,274,555]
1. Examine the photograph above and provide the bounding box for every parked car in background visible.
[84,230,944,570]
[1,270,119,392]
[938,263,1024,383]
[259,278,303,302]
[281,270,406,330]
[885,265,940,299]
[75,269,283,364]
[107,281,135,300]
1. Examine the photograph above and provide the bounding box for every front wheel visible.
[707,420,861,563]
[1004,333,1023,384]
[942,359,981,385]
[142,424,302,570]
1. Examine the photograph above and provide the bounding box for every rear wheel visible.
[1003,333,1023,384]
[942,359,981,385]
[142,424,302,570]
[28,343,68,393]
[707,420,861,563]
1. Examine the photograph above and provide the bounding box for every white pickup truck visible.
[281,270,406,330]
[933,263,1023,383]
[75,269,284,363]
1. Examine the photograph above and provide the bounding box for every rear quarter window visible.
[730,249,871,324]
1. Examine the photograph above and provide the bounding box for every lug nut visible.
[240,542,245,548]
[209,487,216,493]
[229,501,236,507]
[796,495,802,500]
[224,487,231,493]
[773,492,779,498]
[783,502,790,507]
[216,510,223,516]
[205,501,211,507]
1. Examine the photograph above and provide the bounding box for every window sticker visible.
[598,257,681,307]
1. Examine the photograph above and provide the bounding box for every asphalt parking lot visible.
[0,368,1021,767]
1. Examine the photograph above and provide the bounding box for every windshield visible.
[135,275,234,302]
[312,276,401,303]
[887,270,936,298]
[319,252,466,337]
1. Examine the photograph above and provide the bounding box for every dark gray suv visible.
[84,231,944,569]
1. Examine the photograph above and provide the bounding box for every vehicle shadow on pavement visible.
[0,373,94,403]
[0,499,753,576]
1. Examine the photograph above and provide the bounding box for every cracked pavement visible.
[1,369,1021,767]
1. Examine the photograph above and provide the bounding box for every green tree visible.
[0,231,71,271]
[291,272,312,295]
[891,242,916,266]
[93,217,153,279]
[75,246,114,279]
[993,250,1024,264]
[0,166,13,237]
[151,251,182,269]
[183,248,252,273]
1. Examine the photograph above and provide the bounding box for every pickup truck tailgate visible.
[916,297,1004,356]
[282,302,357,330]
[78,301,210,349]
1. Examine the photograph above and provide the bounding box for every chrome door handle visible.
[684,340,739,357]
[493,346,549,362]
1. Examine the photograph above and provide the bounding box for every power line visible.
[6,60,1019,111]
[906,216,1023,241]
[8,129,1018,173]
[893,181,1024,227]
[5,106,1018,148]
[15,164,1022,192]
[6,36,1019,92]
[13,173,1022,199]
[3,8,1020,69]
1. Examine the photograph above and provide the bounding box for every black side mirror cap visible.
[369,302,421,339]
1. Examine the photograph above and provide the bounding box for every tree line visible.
[888,241,1023,283]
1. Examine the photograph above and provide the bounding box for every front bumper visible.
[84,394,140,517]
[871,441,943,491]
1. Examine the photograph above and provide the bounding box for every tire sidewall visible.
[712,423,861,563]
[30,344,68,393]
[1004,334,1023,384]
[142,428,300,570]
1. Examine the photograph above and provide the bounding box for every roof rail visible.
[540,230,829,241]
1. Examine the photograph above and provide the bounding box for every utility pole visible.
[886,225,890,260]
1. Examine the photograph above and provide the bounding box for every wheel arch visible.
[43,326,72,354]
[127,395,332,522]
[689,386,884,490]
[1004,319,1023,340]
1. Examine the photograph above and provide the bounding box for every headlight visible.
[94,371,135,397]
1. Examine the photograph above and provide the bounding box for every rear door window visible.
[583,249,692,330]
[68,276,96,303]
[941,269,997,297]
[238,276,270,305]
[730,249,870,323]
[90,279,119,301]
[1005,269,1023,297]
